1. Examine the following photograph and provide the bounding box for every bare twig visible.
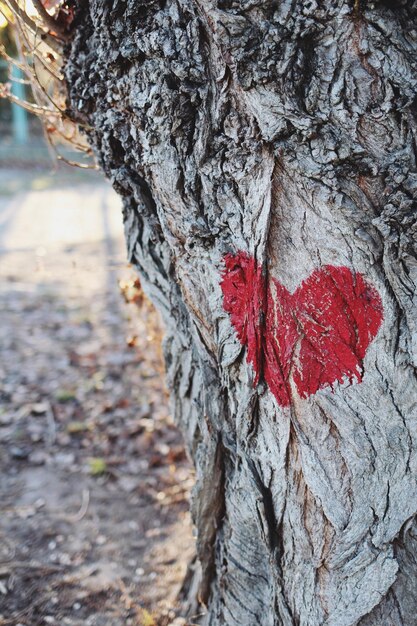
[63,488,90,522]
[43,126,98,168]
[31,0,69,40]
[32,49,63,82]
[0,561,63,573]
[4,0,62,54]
[2,1,96,166]
[0,84,64,116]
[45,401,56,446]
[71,488,90,522]
[0,536,16,564]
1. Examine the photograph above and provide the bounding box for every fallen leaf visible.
[88,457,107,476]
[67,421,89,434]
[55,389,76,402]
[140,608,156,626]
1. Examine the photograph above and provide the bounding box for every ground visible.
[0,166,194,626]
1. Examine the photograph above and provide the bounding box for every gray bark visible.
[64,2,417,624]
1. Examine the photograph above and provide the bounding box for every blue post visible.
[11,65,28,145]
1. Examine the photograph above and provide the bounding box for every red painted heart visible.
[221,252,383,407]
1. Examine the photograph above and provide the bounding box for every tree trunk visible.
[64,2,417,624]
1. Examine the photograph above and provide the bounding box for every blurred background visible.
[0,10,193,626]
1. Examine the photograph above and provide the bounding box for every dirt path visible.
[0,170,194,626]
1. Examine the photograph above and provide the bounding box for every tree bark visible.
[64,2,417,624]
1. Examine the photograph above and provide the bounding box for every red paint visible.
[221,252,383,407]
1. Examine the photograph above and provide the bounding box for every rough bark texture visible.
[64,2,417,624]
